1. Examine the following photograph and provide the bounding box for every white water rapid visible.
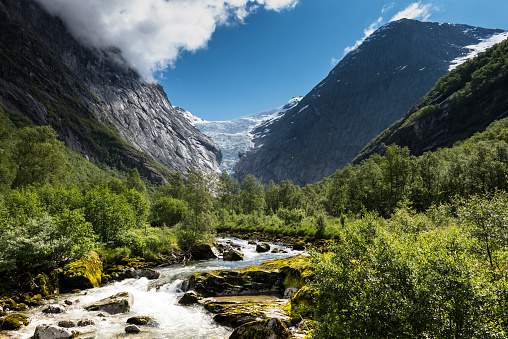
[8,238,303,338]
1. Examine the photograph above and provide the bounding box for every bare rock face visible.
[234,19,506,185]
[0,0,221,182]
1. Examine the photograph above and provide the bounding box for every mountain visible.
[233,19,507,186]
[0,0,221,183]
[355,38,508,162]
[179,97,302,173]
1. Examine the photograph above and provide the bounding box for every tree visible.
[149,196,188,227]
[176,169,215,250]
[125,168,146,194]
[239,174,265,214]
[0,104,16,193]
[11,126,70,188]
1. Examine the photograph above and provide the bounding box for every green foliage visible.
[0,103,16,193]
[175,169,216,250]
[149,196,188,227]
[239,174,265,214]
[311,210,508,338]
[82,186,136,243]
[11,125,70,188]
[458,193,508,269]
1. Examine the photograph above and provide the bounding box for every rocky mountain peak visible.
[233,19,506,185]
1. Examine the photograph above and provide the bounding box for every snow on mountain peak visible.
[449,31,508,71]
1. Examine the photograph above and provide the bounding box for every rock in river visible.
[32,324,76,339]
[223,249,244,261]
[256,243,270,253]
[85,292,133,314]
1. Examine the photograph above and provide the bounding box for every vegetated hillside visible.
[356,38,508,162]
[234,19,507,186]
[178,97,302,174]
[0,0,221,183]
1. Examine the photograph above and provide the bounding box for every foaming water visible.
[8,238,302,338]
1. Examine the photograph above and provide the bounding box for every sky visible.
[36,0,508,121]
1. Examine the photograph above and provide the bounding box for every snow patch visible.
[449,32,508,71]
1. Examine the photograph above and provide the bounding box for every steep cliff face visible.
[0,0,221,181]
[234,19,506,186]
[355,38,508,162]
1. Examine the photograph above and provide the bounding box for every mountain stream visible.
[8,238,302,338]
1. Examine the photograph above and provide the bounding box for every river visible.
[8,238,302,338]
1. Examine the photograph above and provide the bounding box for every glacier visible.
[177,97,302,174]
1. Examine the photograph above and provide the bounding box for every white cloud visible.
[331,57,340,66]
[390,2,433,22]
[35,0,298,80]
[344,16,383,54]
[382,2,396,14]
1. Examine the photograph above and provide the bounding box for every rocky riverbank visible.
[0,238,316,338]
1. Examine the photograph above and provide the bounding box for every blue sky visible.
[160,0,508,121]
[38,0,508,121]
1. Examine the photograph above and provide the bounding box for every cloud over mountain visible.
[35,0,298,80]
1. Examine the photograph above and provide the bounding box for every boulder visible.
[135,268,160,280]
[32,324,76,339]
[77,319,95,327]
[289,286,315,318]
[178,291,199,305]
[223,249,244,261]
[85,292,133,314]
[256,243,270,253]
[229,318,291,339]
[42,305,65,314]
[59,252,103,291]
[190,243,220,260]
[1,313,29,330]
[57,320,76,328]
[271,248,280,253]
[126,316,155,326]
[125,324,141,333]
[292,242,306,251]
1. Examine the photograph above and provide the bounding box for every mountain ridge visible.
[0,0,221,182]
[233,19,507,185]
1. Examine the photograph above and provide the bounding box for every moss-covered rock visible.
[185,255,313,298]
[59,252,102,291]
[126,316,155,326]
[229,318,291,339]
[1,313,29,330]
[289,286,315,319]
[85,292,133,314]
[256,243,270,253]
[178,291,199,305]
[223,249,244,261]
[30,271,59,298]
[204,299,289,328]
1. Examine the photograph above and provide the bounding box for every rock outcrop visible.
[0,0,221,182]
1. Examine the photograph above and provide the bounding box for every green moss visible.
[1,313,29,330]
[288,286,315,319]
[59,252,102,291]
